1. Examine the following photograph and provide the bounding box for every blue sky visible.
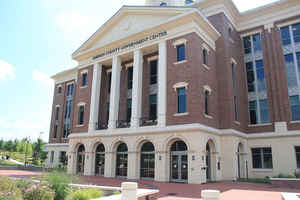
[0,0,278,142]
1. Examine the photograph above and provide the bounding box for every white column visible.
[131,49,143,128]
[89,63,102,132]
[158,40,167,127]
[108,56,122,129]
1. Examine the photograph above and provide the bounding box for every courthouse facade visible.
[44,0,300,184]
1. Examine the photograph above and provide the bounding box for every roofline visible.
[240,0,284,14]
[71,5,195,58]
[51,66,77,80]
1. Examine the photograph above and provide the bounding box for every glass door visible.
[77,153,85,174]
[95,153,105,176]
[171,153,188,182]
[116,153,128,177]
[181,155,188,181]
[171,155,179,180]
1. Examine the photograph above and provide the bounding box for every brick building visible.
[44,0,300,184]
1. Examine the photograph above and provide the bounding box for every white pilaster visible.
[131,49,143,128]
[108,56,122,129]
[158,40,167,127]
[89,63,102,131]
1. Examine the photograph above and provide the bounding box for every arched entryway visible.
[206,140,216,182]
[77,144,85,175]
[170,140,188,183]
[95,143,105,176]
[140,142,155,179]
[116,143,128,177]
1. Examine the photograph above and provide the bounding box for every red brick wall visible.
[72,66,93,133]
[165,32,219,128]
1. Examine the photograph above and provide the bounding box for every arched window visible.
[170,140,188,182]
[140,142,155,179]
[116,143,128,177]
[170,141,187,151]
[77,145,85,174]
[95,144,105,176]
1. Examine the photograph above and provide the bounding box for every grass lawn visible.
[0,151,33,164]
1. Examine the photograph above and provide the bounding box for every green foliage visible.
[23,183,55,200]
[15,179,32,194]
[0,176,22,200]
[238,176,271,184]
[66,188,102,200]
[45,172,78,200]
[295,172,300,178]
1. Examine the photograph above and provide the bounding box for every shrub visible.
[66,188,102,200]
[238,177,271,184]
[274,173,296,178]
[295,172,300,178]
[23,184,55,200]
[15,179,32,194]
[0,176,22,200]
[45,172,78,200]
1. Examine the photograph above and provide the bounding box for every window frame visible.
[57,86,62,94]
[150,60,158,85]
[177,87,187,114]
[251,147,273,169]
[295,146,300,169]
[127,67,133,90]
[81,72,88,87]
[78,104,85,125]
[126,98,132,123]
[149,94,157,120]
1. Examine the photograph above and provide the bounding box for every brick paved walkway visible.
[83,176,300,200]
[0,170,41,178]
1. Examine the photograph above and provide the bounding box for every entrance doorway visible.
[77,144,85,175]
[95,144,105,176]
[170,141,188,183]
[116,143,128,177]
[140,142,155,179]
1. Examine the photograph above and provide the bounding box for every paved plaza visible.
[0,170,299,200]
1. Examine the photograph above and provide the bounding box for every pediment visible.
[73,6,192,59]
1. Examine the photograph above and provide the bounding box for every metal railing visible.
[95,121,108,130]
[116,120,130,128]
[140,118,157,127]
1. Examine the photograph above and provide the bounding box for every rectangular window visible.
[177,88,187,113]
[150,60,157,85]
[251,147,273,169]
[259,99,270,123]
[290,95,300,121]
[203,49,208,65]
[149,95,157,120]
[63,124,70,138]
[255,60,266,92]
[284,54,298,87]
[243,36,252,54]
[295,146,300,168]
[78,106,85,125]
[228,27,233,39]
[232,63,236,90]
[67,84,74,96]
[55,107,59,120]
[54,125,58,138]
[176,44,186,62]
[127,67,133,89]
[292,23,300,44]
[280,26,291,46]
[65,100,73,119]
[252,33,262,52]
[234,96,238,121]
[126,99,132,122]
[249,101,257,124]
[108,72,112,93]
[204,91,209,115]
[81,73,88,86]
[50,151,54,163]
[58,86,62,94]
[246,62,255,92]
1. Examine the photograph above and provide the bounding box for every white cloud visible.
[32,70,53,87]
[0,60,16,81]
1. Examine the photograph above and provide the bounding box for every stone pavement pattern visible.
[1,170,300,200]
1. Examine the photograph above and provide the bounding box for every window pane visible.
[246,62,255,92]
[82,73,88,86]
[249,101,257,124]
[256,60,266,92]
[177,44,186,62]
[253,34,262,52]
[177,88,187,113]
[280,26,291,46]
[150,60,157,85]
[205,91,209,115]
[79,106,84,124]
[243,36,252,54]
[128,68,133,89]
[234,96,238,121]
[285,54,298,87]
[263,148,273,169]
[252,148,262,168]
[290,95,300,121]
[203,49,207,65]
[297,52,300,81]
[127,99,132,122]
[260,99,270,123]
[292,23,300,44]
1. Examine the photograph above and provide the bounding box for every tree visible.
[0,139,4,150]
[5,141,13,152]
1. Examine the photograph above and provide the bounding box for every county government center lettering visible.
[93,31,167,60]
